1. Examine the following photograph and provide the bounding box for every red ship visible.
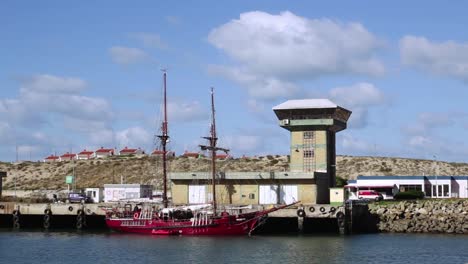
[105,71,298,235]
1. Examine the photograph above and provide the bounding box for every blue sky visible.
[1,1,468,162]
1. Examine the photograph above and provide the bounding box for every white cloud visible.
[115,126,152,148]
[222,134,264,154]
[208,11,385,79]
[329,82,387,128]
[131,32,167,49]
[109,46,149,65]
[207,65,301,100]
[167,99,208,122]
[400,36,468,81]
[19,74,87,94]
[340,134,375,153]
[0,74,115,160]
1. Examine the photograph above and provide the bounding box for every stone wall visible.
[369,200,468,234]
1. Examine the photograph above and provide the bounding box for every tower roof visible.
[272,99,337,110]
[273,98,351,132]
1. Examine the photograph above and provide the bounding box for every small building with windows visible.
[103,184,153,202]
[44,155,60,162]
[346,175,468,199]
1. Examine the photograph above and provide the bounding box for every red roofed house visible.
[151,150,175,157]
[95,147,114,158]
[119,147,144,156]
[182,151,204,159]
[59,152,76,161]
[44,155,60,163]
[77,149,95,160]
[215,153,232,160]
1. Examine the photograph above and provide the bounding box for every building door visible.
[280,185,298,204]
[259,185,279,204]
[189,185,206,204]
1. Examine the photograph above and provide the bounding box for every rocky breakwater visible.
[369,200,468,234]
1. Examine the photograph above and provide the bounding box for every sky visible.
[1,1,468,162]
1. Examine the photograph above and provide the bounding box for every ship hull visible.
[106,216,257,235]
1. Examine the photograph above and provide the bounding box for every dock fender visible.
[44,209,52,215]
[0,204,4,209]
[329,207,336,213]
[68,206,74,212]
[319,207,326,213]
[336,212,345,220]
[308,206,315,213]
[296,209,306,217]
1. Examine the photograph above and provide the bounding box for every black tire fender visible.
[308,206,315,213]
[329,207,336,213]
[336,212,345,220]
[319,207,326,213]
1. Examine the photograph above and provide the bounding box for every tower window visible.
[303,150,314,158]
[303,131,314,139]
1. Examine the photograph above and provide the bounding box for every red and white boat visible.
[105,72,298,235]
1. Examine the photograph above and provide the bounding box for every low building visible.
[103,184,153,202]
[77,149,94,160]
[44,155,60,162]
[151,150,175,157]
[216,154,232,160]
[182,151,203,158]
[119,147,144,156]
[95,147,114,158]
[170,172,309,205]
[84,187,103,203]
[347,175,468,199]
[59,152,76,161]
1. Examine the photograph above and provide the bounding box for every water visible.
[0,230,467,264]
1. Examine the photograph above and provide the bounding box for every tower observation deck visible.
[273,99,351,203]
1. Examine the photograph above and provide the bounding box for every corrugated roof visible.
[272,99,338,110]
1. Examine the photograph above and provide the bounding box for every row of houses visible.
[43,148,231,162]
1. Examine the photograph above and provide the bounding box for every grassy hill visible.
[1,155,468,191]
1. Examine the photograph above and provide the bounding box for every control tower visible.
[273,99,351,203]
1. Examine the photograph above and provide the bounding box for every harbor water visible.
[1,230,467,263]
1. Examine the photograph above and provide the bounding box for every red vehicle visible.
[358,190,383,201]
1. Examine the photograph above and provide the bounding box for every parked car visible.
[68,192,91,203]
[358,190,383,201]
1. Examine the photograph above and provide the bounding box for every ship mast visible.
[157,70,169,208]
[200,88,228,216]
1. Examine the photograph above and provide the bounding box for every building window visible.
[303,131,314,139]
[399,185,422,192]
[303,150,314,158]
[431,184,450,197]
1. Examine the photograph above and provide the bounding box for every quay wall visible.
[369,200,468,234]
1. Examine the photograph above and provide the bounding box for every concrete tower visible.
[273,99,351,203]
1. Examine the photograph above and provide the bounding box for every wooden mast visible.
[200,88,229,216]
[210,88,217,215]
[158,70,169,208]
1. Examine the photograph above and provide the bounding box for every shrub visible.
[335,176,347,187]
[394,190,425,200]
